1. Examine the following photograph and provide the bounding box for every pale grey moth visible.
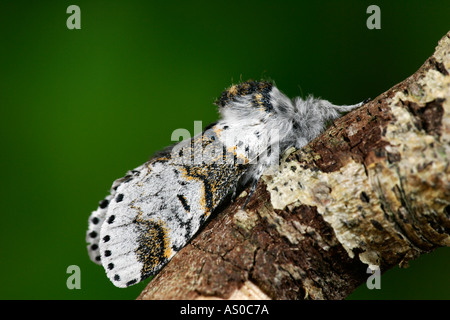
[86,81,367,287]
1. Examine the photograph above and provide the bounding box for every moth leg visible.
[330,98,371,112]
[241,163,265,209]
[230,183,239,202]
[281,146,297,163]
[241,177,259,209]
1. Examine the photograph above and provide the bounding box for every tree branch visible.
[138,31,450,300]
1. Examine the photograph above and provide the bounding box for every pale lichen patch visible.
[263,38,450,268]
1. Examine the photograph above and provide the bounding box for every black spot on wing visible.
[126,279,137,287]
[91,217,100,225]
[116,193,124,202]
[177,194,191,213]
[99,199,109,209]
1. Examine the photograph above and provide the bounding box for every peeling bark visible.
[138,32,450,300]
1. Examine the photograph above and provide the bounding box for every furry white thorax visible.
[216,86,364,184]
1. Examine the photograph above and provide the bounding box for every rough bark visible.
[138,32,450,300]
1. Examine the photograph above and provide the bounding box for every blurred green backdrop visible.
[0,0,448,299]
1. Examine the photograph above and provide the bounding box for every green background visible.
[0,0,448,300]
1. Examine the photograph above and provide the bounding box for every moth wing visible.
[86,194,113,265]
[89,131,248,287]
[86,173,135,265]
[98,156,208,287]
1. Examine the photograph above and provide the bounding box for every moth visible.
[86,81,367,287]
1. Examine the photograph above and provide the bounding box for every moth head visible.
[215,81,275,120]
